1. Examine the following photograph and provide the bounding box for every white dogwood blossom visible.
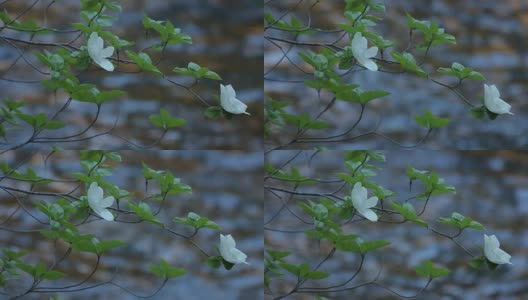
[484,234,512,265]
[87,32,115,72]
[87,182,115,221]
[351,32,378,71]
[219,234,248,264]
[484,84,512,115]
[220,84,250,115]
[351,182,379,222]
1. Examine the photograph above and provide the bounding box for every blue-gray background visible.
[265,150,527,299]
[0,0,262,150]
[265,0,527,149]
[0,150,263,299]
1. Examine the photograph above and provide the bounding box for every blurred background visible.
[265,0,527,149]
[0,150,263,299]
[265,150,527,299]
[0,0,262,150]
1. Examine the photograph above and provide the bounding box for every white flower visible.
[87,182,115,221]
[351,32,378,71]
[87,32,115,72]
[351,182,378,222]
[484,84,512,115]
[484,234,512,265]
[219,234,248,264]
[220,84,250,115]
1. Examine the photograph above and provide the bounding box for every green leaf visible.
[437,212,484,230]
[470,106,486,120]
[71,84,100,103]
[305,120,332,130]
[142,163,165,180]
[96,90,126,104]
[264,14,316,35]
[173,212,221,231]
[143,16,191,47]
[359,240,391,253]
[97,28,133,48]
[16,113,36,127]
[469,256,486,269]
[437,62,485,81]
[95,240,126,254]
[127,201,164,227]
[414,109,451,129]
[266,249,291,261]
[205,256,223,269]
[34,113,47,129]
[221,258,235,270]
[415,260,450,279]
[126,50,163,77]
[279,262,300,277]
[336,236,390,254]
[41,270,64,280]
[71,235,98,253]
[359,90,390,104]
[303,270,329,280]
[172,62,221,80]
[42,120,65,130]
[204,106,222,119]
[335,87,360,103]
[150,259,186,278]
[149,108,186,129]
[390,201,428,227]
[406,14,456,49]
[392,51,427,77]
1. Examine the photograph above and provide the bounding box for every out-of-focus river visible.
[0,0,263,150]
[0,150,263,299]
[265,150,527,299]
[265,0,527,150]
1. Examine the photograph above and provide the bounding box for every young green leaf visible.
[126,50,163,77]
[390,201,428,227]
[392,52,427,77]
[415,260,450,279]
[438,212,484,230]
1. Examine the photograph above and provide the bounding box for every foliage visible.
[264,1,513,150]
[0,150,244,298]
[0,0,248,152]
[264,150,510,299]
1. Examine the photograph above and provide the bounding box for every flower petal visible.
[87,182,103,204]
[359,208,378,222]
[97,209,114,221]
[220,234,236,249]
[491,248,512,264]
[351,184,365,209]
[220,84,249,115]
[87,33,100,55]
[225,84,237,99]
[363,46,378,59]
[219,234,248,264]
[227,248,248,264]
[486,97,512,115]
[364,196,378,208]
[489,84,501,99]
[100,46,114,59]
[360,58,378,71]
[352,182,367,201]
[99,196,115,208]
[484,234,512,264]
[351,32,367,55]
[97,58,115,72]
[87,32,114,72]
[483,84,512,115]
